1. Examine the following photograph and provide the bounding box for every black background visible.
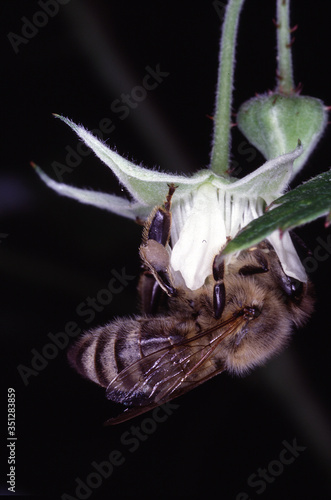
[1,1,331,499]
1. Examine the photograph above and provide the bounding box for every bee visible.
[68,185,314,424]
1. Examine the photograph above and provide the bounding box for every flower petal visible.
[268,231,307,282]
[171,184,227,290]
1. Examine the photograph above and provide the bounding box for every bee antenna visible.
[212,253,226,319]
[213,282,226,319]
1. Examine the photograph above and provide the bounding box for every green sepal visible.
[53,115,212,207]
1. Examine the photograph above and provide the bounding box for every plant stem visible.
[276,0,294,94]
[210,0,245,176]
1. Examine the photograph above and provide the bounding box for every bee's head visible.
[217,246,314,374]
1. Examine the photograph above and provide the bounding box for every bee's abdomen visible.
[67,330,101,385]
[67,316,184,388]
[67,319,139,387]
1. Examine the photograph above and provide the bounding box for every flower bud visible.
[237,93,327,179]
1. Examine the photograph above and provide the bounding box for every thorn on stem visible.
[272,94,280,105]
[276,69,284,81]
[286,37,296,48]
[294,82,303,94]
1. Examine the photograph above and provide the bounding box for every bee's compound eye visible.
[281,276,304,300]
[290,278,303,297]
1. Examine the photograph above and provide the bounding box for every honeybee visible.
[68,185,314,424]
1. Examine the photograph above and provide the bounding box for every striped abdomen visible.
[67,316,189,388]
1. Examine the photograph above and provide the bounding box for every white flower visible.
[34,115,307,291]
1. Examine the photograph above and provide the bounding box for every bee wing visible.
[105,366,224,425]
[106,314,243,423]
[107,342,212,404]
[105,402,168,425]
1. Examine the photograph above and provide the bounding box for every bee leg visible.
[140,238,176,297]
[140,184,177,299]
[138,271,163,314]
[238,251,269,276]
[212,254,225,320]
[143,183,176,246]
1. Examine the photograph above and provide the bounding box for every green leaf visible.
[222,169,331,255]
